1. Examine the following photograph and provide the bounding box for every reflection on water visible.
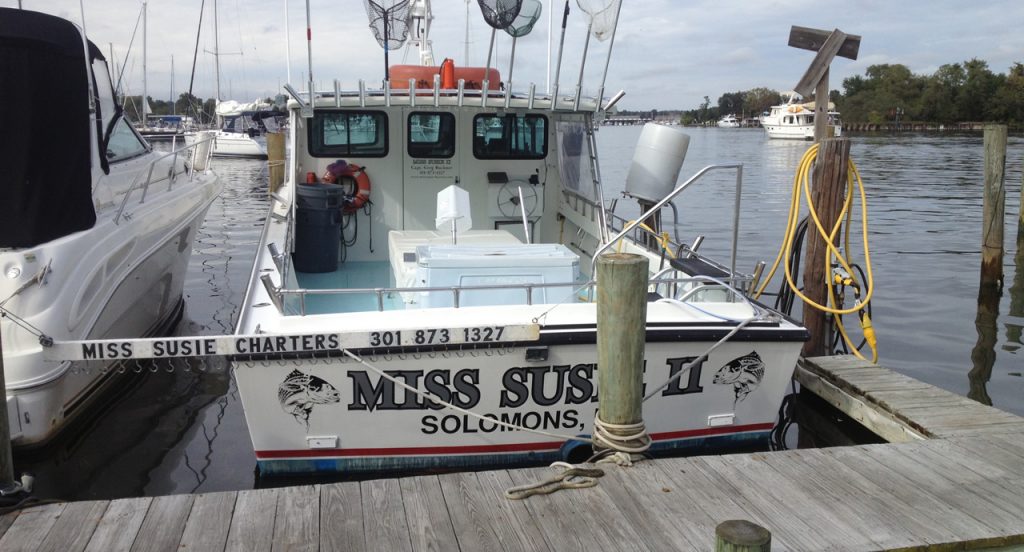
[969,283,999,405]
[1007,226,1024,351]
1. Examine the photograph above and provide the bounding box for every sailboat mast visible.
[213,0,222,127]
[143,1,148,124]
[285,0,292,84]
[171,55,175,115]
[214,0,221,104]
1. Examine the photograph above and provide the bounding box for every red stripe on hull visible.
[255,423,775,459]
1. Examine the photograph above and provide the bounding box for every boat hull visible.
[236,333,803,475]
[211,131,267,159]
[3,173,221,447]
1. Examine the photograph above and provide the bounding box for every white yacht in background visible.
[760,92,842,140]
[717,114,740,128]
[232,0,807,476]
[210,100,271,159]
[1,8,222,447]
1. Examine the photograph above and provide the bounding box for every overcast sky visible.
[12,0,1024,110]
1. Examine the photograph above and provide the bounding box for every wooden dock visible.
[3,355,1024,551]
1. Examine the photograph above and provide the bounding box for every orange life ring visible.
[338,164,371,213]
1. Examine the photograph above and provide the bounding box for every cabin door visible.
[401,109,460,230]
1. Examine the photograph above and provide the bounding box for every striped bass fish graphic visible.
[712,351,766,404]
[278,369,341,426]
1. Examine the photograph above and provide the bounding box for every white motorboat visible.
[717,114,740,128]
[1,8,223,447]
[760,92,842,140]
[233,1,807,476]
[208,100,272,159]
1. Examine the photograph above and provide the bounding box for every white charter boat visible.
[1,9,223,447]
[234,0,807,476]
[760,92,842,140]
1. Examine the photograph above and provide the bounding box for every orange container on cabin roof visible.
[389,64,502,90]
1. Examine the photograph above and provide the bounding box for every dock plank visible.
[500,469,588,551]
[0,503,66,552]
[225,488,278,552]
[319,482,364,551]
[399,475,458,552]
[758,448,941,549]
[37,500,108,552]
[596,460,713,550]
[471,469,551,552]
[130,494,194,552]
[681,456,824,551]
[361,477,412,552]
[700,454,874,549]
[437,471,505,551]
[826,444,1005,539]
[0,511,16,540]
[507,466,647,552]
[178,491,237,551]
[653,457,783,544]
[84,496,151,552]
[272,485,319,552]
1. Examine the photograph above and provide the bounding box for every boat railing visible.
[590,163,745,278]
[290,77,600,112]
[114,134,216,225]
[261,274,754,316]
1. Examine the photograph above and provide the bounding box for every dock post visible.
[0,337,14,491]
[981,124,1007,288]
[802,137,851,357]
[267,131,286,194]
[595,253,649,457]
[715,520,772,552]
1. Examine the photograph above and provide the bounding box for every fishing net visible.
[476,0,523,30]
[504,0,542,37]
[363,0,412,49]
[576,0,620,41]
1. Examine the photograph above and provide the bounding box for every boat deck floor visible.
[295,261,405,313]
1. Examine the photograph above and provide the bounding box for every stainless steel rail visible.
[590,163,744,277]
[114,135,216,224]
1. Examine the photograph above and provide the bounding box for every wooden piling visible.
[595,253,647,444]
[266,131,286,194]
[802,138,851,357]
[981,124,1007,288]
[715,520,772,552]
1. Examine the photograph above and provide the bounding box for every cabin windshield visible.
[472,114,547,159]
[309,110,389,157]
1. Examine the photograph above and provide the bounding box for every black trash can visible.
[293,183,344,273]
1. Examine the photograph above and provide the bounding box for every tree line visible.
[121,93,218,125]
[121,93,281,125]
[675,59,1024,127]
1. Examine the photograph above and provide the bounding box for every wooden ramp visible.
[2,356,1023,551]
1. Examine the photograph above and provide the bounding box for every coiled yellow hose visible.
[753,143,878,362]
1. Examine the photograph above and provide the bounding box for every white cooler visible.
[413,244,580,308]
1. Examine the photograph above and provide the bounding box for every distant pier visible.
[3,355,1024,550]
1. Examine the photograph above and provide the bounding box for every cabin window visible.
[309,110,388,157]
[106,118,149,162]
[407,112,455,158]
[472,114,547,159]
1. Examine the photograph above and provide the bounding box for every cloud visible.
[16,0,1024,109]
